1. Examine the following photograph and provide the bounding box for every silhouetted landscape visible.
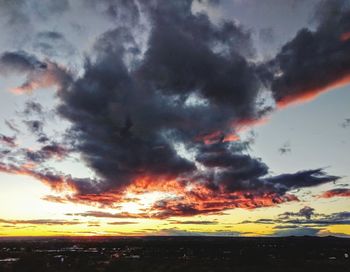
[0,236,349,272]
[1,1,350,271]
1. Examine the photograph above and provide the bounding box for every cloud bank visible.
[0,0,348,219]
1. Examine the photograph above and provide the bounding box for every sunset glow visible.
[0,0,349,239]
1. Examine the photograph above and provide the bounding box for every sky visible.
[0,0,349,237]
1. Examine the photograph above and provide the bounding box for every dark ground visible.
[0,236,349,272]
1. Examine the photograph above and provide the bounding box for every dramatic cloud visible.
[263,0,350,107]
[0,162,99,194]
[0,0,344,219]
[259,169,339,191]
[55,1,279,203]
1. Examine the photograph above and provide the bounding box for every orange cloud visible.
[0,162,76,193]
[277,72,350,109]
[196,117,269,145]
[10,62,70,94]
[120,176,299,218]
[320,188,350,198]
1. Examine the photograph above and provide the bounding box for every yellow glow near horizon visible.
[1,172,350,237]
[119,191,175,214]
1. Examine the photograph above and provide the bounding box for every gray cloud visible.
[0,0,343,218]
[240,208,350,227]
[262,0,350,107]
[0,51,71,93]
[34,31,75,58]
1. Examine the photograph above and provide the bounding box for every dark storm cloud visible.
[138,0,258,114]
[41,0,339,215]
[263,0,350,107]
[196,142,266,170]
[0,0,343,218]
[57,26,203,190]
[53,0,338,213]
[260,169,339,192]
[198,168,338,201]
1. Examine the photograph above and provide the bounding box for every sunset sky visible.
[0,0,349,237]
